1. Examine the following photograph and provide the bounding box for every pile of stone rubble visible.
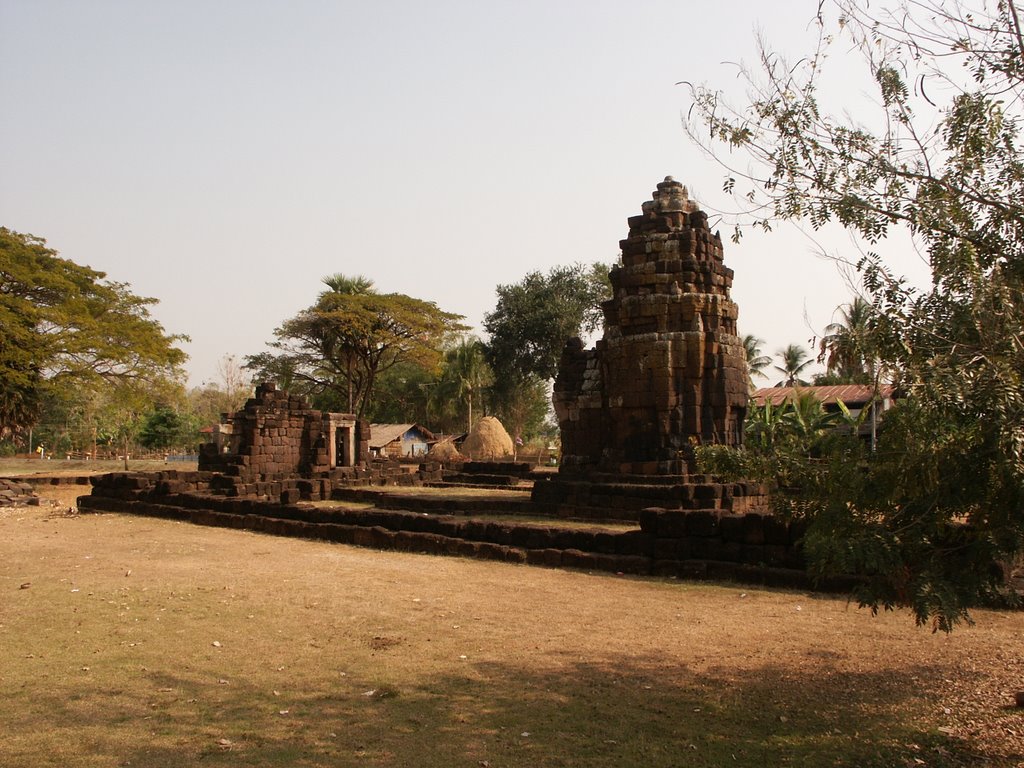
[0,478,40,507]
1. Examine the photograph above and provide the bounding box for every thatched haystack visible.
[461,416,514,460]
[426,438,463,463]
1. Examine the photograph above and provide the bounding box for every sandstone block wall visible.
[554,178,749,476]
[199,383,369,481]
[78,475,860,593]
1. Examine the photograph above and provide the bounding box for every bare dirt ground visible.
[1,484,1022,767]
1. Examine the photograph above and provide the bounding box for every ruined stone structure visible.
[199,382,369,480]
[554,177,748,476]
[533,177,763,517]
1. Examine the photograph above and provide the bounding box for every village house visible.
[752,383,897,441]
[368,423,436,459]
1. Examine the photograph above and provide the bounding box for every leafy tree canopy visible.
[429,337,494,434]
[246,276,467,418]
[364,359,437,426]
[0,228,187,439]
[484,262,612,382]
[687,0,1024,628]
[138,405,200,452]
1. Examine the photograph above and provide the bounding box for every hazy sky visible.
[1,0,930,388]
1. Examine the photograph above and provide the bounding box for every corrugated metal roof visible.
[368,423,436,448]
[752,384,895,407]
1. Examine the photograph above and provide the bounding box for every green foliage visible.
[481,262,611,444]
[138,406,200,451]
[698,391,1019,630]
[687,0,1024,628]
[818,297,876,384]
[363,360,436,426]
[320,273,375,295]
[741,333,771,392]
[484,262,612,382]
[699,394,849,479]
[487,371,551,444]
[27,374,190,458]
[246,274,467,418]
[0,228,187,440]
[773,344,813,387]
[428,338,494,434]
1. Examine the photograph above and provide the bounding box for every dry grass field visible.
[1,483,1022,767]
[0,458,196,477]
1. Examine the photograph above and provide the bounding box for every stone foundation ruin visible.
[199,382,369,479]
[79,472,842,591]
[534,177,765,516]
[556,176,748,474]
[70,177,829,591]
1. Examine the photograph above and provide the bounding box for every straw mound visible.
[461,416,514,460]
[426,438,462,463]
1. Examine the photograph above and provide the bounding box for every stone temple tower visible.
[552,177,748,477]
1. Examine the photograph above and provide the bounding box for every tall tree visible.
[484,262,612,382]
[363,360,436,426]
[818,297,874,384]
[487,370,551,446]
[246,281,467,418]
[0,228,187,440]
[319,273,376,411]
[687,0,1024,627]
[138,405,200,452]
[741,333,772,392]
[430,337,493,434]
[773,344,813,387]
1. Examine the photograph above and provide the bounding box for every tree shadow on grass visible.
[6,652,1015,768]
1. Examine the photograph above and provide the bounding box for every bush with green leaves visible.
[687,0,1024,629]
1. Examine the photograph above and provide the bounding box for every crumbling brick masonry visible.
[199,382,369,480]
[554,177,748,476]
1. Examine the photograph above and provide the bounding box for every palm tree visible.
[818,297,873,383]
[782,390,840,441]
[320,273,375,296]
[742,334,772,393]
[774,344,813,387]
[430,338,493,434]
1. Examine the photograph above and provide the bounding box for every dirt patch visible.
[3,485,1022,767]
